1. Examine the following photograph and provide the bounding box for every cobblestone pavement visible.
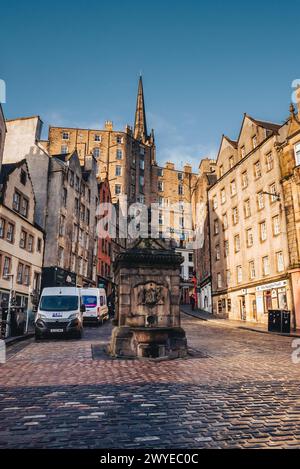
[0,315,300,449]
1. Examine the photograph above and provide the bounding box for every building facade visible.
[3,116,50,229]
[152,161,197,302]
[46,78,157,206]
[191,158,217,312]
[0,160,44,313]
[208,114,293,325]
[44,151,98,288]
[97,177,112,292]
[0,105,6,175]
[277,99,300,329]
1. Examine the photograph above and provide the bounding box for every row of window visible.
[61,145,124,161]
[0,255,40,290]
[73,200,91,225]
[213,190,278,234]
[0,217,42,253]
[157,168,184,179]
[62,131,124,144]
[216,252,285,288]
[158,181,184,194]
[100,238,111,257]
[215,217,280,260]
[99,260,111,279]
[213,177,277,211]
[219,132,272,177]
[67,171,92,203]
[57,248,93,279]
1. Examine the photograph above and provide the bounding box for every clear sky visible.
[1,0,299,171]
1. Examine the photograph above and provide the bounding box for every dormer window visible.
[219,165,224,177]
[241,146,246,158]
[294,143,300,166]
[229,156,234,169]
[252,135,257,149]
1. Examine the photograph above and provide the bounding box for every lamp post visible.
[3,274,14,338]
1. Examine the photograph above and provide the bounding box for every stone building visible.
[208,114,292,325]
[0,160,44,311]
[0,104,6,174]
[3,117,99,289]
[46,77,157,206]
[3,116,50,229]
[276,97,300,329]
[152,161,198,303]
[44,151,98,288]
[97,177,112,292]
[191,158,217,312]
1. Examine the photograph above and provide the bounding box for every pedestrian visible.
[190,293,195,311]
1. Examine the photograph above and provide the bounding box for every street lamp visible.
[3,274,14,338]
[262,191,281,202]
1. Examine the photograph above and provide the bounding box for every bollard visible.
[0,339,6,364]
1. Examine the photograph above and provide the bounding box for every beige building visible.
[46,77,157,205]
[154,161,197,241]
[276,97,300,329]
[208,113,293,325]
[0,104,6,174]
[0,160,44,312]
[152,161,197,302]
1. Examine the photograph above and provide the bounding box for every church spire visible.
[134,75,148,142]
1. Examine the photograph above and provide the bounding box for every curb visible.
[4,333,34,347]
[182,309,300,338]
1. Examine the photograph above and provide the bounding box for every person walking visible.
[190,293,195,311]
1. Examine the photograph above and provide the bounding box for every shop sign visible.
[256,280,287,292]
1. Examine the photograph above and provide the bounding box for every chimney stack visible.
[105,120,113,131]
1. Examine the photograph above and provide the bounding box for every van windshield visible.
[82,296,97,307]
[39,295,78,312]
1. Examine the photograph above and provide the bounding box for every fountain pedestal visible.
[109,239,187,359]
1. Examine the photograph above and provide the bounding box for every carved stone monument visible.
[109,238,187,359]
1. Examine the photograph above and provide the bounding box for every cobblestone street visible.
[0,314,300,449]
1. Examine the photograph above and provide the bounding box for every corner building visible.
[209,114,292,325]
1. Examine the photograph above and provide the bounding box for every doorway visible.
[239,296,246,321]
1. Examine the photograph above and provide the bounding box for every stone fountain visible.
[109,238,187,359]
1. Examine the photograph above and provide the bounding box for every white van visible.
[35,287,85,339]
[81,288,108,325]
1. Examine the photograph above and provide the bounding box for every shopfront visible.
[256,280,288,313]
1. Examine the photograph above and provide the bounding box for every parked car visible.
[35,287,85,340]
[81,288,108,326]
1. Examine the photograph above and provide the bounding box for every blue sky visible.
[1,0,299,171]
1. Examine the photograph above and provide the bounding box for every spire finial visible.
[134,75,148,142]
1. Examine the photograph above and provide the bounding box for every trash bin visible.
[268,310,291,333]
[281,311,291,333]
[268,310,282,332]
